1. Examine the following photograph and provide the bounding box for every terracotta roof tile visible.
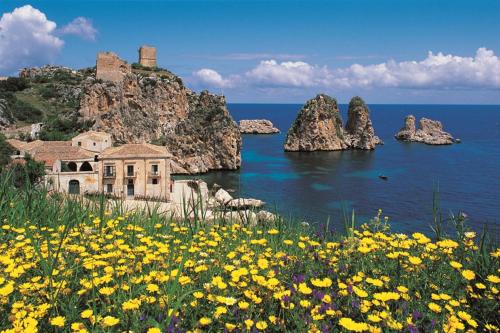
[100,143,171,159]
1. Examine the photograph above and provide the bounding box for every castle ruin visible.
[96,52,131,83]
[138,46,157,68]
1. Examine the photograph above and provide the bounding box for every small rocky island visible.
[395,115,455,145]
[239,119,279,134]
[284,94,381,151]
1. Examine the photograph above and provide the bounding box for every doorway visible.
[68,180,80,194]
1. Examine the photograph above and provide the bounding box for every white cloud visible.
[245,60,331,87]
[59,17,97,41]
[333,48,500,89]
[192,68,234,88]
[0,5,64,75]
[190,48,500,91]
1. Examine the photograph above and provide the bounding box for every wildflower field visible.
[0,180,498,332]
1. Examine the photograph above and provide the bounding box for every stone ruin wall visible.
[139,46,157,68]
[96,52,131,83]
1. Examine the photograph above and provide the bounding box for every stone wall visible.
[138,46,157,67]
[96,52,131,83]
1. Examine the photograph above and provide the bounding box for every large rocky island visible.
[239,119,279,134]
[284,94,381,151]
[2,48,241,174]
[395,115,455,145]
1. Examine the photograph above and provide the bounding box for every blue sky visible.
[1,0,500,103]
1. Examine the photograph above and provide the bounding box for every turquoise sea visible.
[184,104,500,236]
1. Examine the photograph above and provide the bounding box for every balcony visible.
[148,170,161,178]
[124,171,137,178]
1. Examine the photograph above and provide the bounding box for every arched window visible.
[67,162,77,172]
[80,161,93,172]
[68,180,80,194]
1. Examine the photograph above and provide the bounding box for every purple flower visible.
[347,284,353,294]
[412,310,422,321]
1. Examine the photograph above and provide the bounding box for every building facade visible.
[99,143,172,201]
[8,132,172,201]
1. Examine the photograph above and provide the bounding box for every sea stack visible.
[284,94,380,151]
[284,94,347,151]
[395,115,455,145]
[239,119,279,134]
[344,96,382,149]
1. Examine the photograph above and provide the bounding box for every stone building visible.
[72,131,112,153]
[99,143,172,200]
[138,46,157,67]
[7,131,173,200]
[96,52,131,83]
[7,139,99,194]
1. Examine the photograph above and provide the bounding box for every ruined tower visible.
[95,52,131,83]
[138,46,157,68]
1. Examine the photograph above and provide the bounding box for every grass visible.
[0,173,498,332]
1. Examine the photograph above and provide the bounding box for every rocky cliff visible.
[284,94,380,151]
[395,115,455,145]
[344,97,382,149]
[284,94,347,151]
[8,65,241,173]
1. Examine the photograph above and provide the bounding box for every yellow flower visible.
[245,319,254,329]
[199,317,212,326]
[225,323,237,331]
[373,292,400,302]
[461,270,475,280]
[81,309,93,319]
[268,229,279,235]
[487,275,500,283]
[298,282,312,295]
[428,302,442,313]
[450,261,463,269]
[147,328,162,333]
[101,316,119,327]
[50,316,65,327]
[256,321,268,330]
[147,283,160,293]
[193,291,204,299]
[338,317,369,332]
[368,314,381,323]
[238,301,250,310]
[122,298,141,311]
[257,258,269,270]
[408,256,422,265]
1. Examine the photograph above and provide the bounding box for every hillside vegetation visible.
[0,174,498,332]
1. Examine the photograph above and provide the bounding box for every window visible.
[152,179,158,185]
[104,165,114,176]
[106,184,113,193]
[77,141,81,146]
[93,142,96,146]
[127,165,134,176]
[151,164,158,175]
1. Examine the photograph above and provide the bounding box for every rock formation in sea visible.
[395,115,455,145]
[239,119,279,134]
[344,96,382,149]
[284,94,380,151]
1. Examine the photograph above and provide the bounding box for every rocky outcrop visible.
[284,94,347,151]
[344,97,382,149]
[80,71,241,173]
[239,119,279,134]
[284,94,380,151]
[395,115,455,145]
[226,198,265,210]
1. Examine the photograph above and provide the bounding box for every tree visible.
[9,154,46,188]
[0,133,13,170]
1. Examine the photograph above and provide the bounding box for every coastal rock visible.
[239,119,279,134]
[395,115,454,145]
[79,70,241,173]
[215,188,233,205]
[257,210,277,223]
[344,97,382,149]
[284,94,347,151]
[226,198,265,210]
